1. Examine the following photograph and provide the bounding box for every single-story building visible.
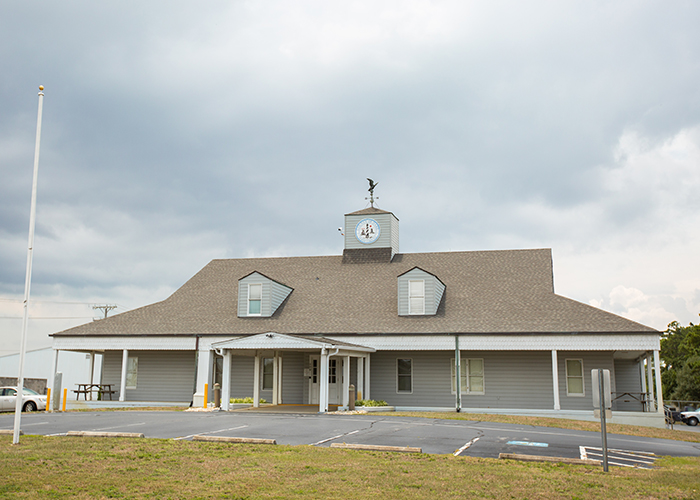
[50,204,664,424]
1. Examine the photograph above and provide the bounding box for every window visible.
[408,280,425,315]
[248,283,262,315]
[329,359,337,384]
[262,358,274,390]
[566,359,584,396]
[397,358,412,393]
[451,358,484,394]
[126,357,138,389]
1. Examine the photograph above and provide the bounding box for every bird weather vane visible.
[366,178,378,207]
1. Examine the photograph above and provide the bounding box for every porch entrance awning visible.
[211,332,375,356]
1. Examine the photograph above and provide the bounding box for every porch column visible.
[88,351,96,400]
[222,351,232,411]
[639,357,648,411]
[551,350,560,410]
[342,355,350,409]
[646,353,655,411]
[277,356,283,404]
[364,354,370,401]
[357,357,364,400]
[119,349,129,402]
[653,350,664,414]
[195,349,214,406]
[319,348,329,413]
[48,349,59,411]
[253,355,261,408]
[272,352,279,405]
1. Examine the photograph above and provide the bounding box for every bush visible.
[230,397,267,404]
[355,399,388,407]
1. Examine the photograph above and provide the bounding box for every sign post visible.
[592,369,611,472]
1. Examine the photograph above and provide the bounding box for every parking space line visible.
[311,429,360,446]
[92,422,146,432]
[454,437,479,456]
[173,424,248,441]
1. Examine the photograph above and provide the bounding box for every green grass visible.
[2,435,699,499]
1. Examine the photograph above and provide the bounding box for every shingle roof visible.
[53,248,657,337]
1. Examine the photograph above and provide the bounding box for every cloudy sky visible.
[1,1,699,356]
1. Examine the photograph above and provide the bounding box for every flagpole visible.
[13,86,45,445]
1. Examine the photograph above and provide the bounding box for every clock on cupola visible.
[342,179,399,263]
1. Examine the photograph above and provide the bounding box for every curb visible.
[0,430,23,436]
[499,453,600,466]
[192,435,276,445]
[330,443,422,453]
[65,431,145,438]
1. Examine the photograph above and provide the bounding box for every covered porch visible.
[211,333,375,413]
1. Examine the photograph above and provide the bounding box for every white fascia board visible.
[329,334,660,351]
[52,336,197,351]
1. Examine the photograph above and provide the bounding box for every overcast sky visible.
[2,1,699,356]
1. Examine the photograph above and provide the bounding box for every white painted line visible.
[92,422,146,431]
[454,437,480,456]
[16,421,48,426]
[173,424,248,441]
[311,429,360,446]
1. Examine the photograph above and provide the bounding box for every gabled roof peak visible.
[345,207,397,218]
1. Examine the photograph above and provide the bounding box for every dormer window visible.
[408,280,425,315]
[248,283,262,315]
[238,272,293,318]
[398,267,445,316]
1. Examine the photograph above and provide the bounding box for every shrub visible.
[355,399,388,407]
[230,397,267,404]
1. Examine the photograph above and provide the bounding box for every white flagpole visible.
[13,86,45,445]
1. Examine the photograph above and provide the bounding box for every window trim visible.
[408,279,425,315]
[451,358,485,395]
[565,358,585,397]
[396,358,413,394]
[247,283,262,316]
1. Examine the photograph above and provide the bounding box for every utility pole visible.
[93,305,117,319]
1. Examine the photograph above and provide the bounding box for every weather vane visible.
[366,178,378,208]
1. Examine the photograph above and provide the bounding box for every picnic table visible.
[73,384,117,400]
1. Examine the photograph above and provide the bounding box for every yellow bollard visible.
[62,388,67,412]
[46,388,51,412]
[204,383,208,408]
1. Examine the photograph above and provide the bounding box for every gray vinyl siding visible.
[281,352,304,404]
[238,272,292,317]
[344,213,399,255]
[369,350,555,409]
[397,268,445,316]
[613,359,644,411]
[229,356,255,400]
[102,350,195,402]
[557,351,614,410]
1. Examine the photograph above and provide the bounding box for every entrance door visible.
[309,356,319,404]
[308,356,342,404]
[328,358,342,404]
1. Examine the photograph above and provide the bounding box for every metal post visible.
[13,86,45,444]
[598,369,609,472]
[455,335,461,412]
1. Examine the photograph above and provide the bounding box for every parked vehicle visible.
[664,405,684,423]
[681,409,700,426]
[0,386,47,412]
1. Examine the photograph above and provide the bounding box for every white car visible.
[0,386,47,412]
[681,409,700,426]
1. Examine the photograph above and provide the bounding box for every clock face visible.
[355,218,380,244]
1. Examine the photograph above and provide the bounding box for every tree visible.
[660,317,700,402]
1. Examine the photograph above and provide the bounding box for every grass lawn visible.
[2,434,699,499]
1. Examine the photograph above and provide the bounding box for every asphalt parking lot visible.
[3,410,700,468]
